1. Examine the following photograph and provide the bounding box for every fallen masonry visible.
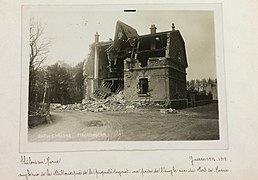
[50,91,178,113]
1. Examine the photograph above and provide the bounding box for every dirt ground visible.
[28,103,219,142]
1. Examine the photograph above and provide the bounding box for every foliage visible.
[186,78,217,93]
[28,68,48,114]
[46,61,84,104]
[28,19,84,112]
[72,62,84,103]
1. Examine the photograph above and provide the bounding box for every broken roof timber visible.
[113,20,139,48]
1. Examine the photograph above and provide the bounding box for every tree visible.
[186,80,191,90]
[29,18,50,104]
[72,62,84,102]
[46,63,71,104]
[46,61,84,104]
[195,79,201,92]
[201,78,208,92]
[189,79,196,91]
[207,77,212,85]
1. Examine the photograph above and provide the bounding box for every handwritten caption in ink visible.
[20,156,61,166]
[18,155,231,179]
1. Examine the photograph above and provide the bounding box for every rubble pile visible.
[50,91,127,112]
[160,108,178,114]
[50,91,178,113]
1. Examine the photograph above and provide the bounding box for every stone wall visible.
[124,67,169,102]
[98,46,110,79]
[83,43,111,99]
[124,57,187,108]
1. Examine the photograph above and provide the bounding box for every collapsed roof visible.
[113,20,139,50]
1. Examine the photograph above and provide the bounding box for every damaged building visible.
[83,21,188,108]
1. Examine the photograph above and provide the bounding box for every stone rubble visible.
[50,91,177,113]
[50,91,127,112]
[160,108,178,114]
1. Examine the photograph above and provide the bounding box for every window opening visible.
[139,78,148,94]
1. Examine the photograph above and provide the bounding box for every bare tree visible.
[29,18,50,104]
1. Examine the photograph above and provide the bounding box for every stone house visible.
[83,21,188,108]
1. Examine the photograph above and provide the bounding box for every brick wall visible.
[124,67,169,102]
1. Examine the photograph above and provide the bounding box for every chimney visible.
[172,23,175,31]
[150,24,157,34]
[94,32,99,79]
[95,32,99,43]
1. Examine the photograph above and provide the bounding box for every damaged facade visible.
[83,21,188,108]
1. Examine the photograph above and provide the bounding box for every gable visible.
[113,20,139,51]
[170,31,188,68]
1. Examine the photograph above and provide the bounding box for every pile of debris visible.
[160,108,178,114]
[50,91,126,112]
[50,91,178,114]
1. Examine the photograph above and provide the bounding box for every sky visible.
[29,8,216,80]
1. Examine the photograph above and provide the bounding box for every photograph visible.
[2,1,258,179]
[25,7,220,142]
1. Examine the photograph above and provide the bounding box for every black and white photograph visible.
[2,1,258,179]
[22,5,225,145]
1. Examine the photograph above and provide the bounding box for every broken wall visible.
[124,57,188,108]
[83,43,111,99]
[98,45,110,79]
[83,46,94,99]
[124,68,169,102]
[124,57,171,102]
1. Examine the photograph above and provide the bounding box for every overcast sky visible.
[30,8,216,80]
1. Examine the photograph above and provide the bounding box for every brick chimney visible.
[150,24,157,34]
[150,25,157,50]
[172,23,175,31]
[94,32,99,79]
[95,32,99,43]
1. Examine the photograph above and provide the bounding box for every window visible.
[139,78,148,94]
[155,37,162,49]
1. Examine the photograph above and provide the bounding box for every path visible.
[28,103,219,142]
